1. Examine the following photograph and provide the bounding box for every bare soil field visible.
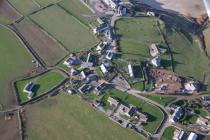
[0,112,20,140]
[0,0,21,24]
[15,18,68,66]
[137,0,206,17]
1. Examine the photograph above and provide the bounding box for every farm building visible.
[23,82,35,99]
[118,104,130,117]
[128,64,134,77]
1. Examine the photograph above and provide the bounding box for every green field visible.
[163,28,210,90]
[103,89,164,134]
[16,71,65,103]
[58,0,96,26]
[140,94,176,106]
[35,0,60,7]
[15,18,68,66]
[8,0,40,15]
[115,18,166,61]
[161,126,176,140]
[30,5,97,52]
[25,94,146,140]
[0,0,22,25]
[0,25,35,109]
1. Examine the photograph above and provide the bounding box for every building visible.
[151,56,161,67]
[118,104,130,117]
[117,5,126,16]
[105,29,114,41]
[93,23,109,34]
[146,11,155,17]
[187,132,198,140]
[100,64,109,74]
[184,81,200,94]
[102,0,119,9]
[170,107,184,123]
[71,69,79,76]
[86,74,98,83]
[107,97,119,107]
[128,64,134,77]
[95,82,107,95]
[150,44,159,57]
[79,84,93,94]
[136,111,148,122]
[106,50,115,60]
[23,82,35,99]
[96,42,107,54]
[173,129,187,140]
[63,55,81,67]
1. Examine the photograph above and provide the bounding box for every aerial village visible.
[7,0,210,140]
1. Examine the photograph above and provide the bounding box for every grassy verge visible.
[161,126,176,140]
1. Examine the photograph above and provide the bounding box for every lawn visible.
[0,25,35,109]
[0,0,21,25]
[15,18,68,66]
[25,94,146,140]
[115,17,167,61]
[16,70,66,103]
[163,28,210,90]
[58,0,96,26]
[140,94,176,106]
[30,5,98,52]
[161,126,176,140]
[8,0,40,15]
[104,89,164,134]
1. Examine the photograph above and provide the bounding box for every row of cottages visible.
[23,82,36,99]
[173,129,198,140]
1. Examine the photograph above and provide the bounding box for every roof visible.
[100,64,108,73]
[171,107,183,122]
[151,56,161,67]
[23,82,35,94]
[150,44,159,57]
[128,64,134,77]
[187,132,197,140]
[128,107,138,116]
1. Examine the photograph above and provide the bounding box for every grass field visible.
[204,26,210,57]
[58,0,95,26]
[163,28,210,90]
[161,126,176,140]
[35,0,60,7]
[0,0,21,24]
[16,71,65,103]
[104,89,164,134]
[8,0,40,15]
[15,18,68,66]
[30,5,98,52]
[0,25,35,109]
[140,94,176,106]
[25,94,146,140]
[0,112,20,140]
[115,17,167,61]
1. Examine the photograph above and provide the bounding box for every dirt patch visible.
[0,0,21,24]
[15,18,68,66]
[0,112,20,140]
[137,0,206,18]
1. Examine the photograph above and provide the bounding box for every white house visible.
[184,81,199,94]
[146,11,155,17]
[100,64,109,73]
[128,64,134,77]
[102,0,118,9]
[151,56,161,67]
[150,44,159,57]
[107,97,119,107]
[106,50,114,60]
[23,82,35,99]
[93,23,109,34]
[187,132,198,140]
